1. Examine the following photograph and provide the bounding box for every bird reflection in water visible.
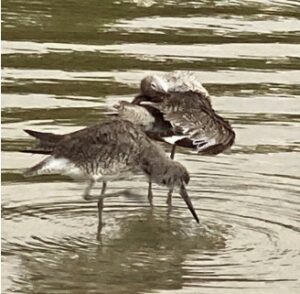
[15,211,226,294]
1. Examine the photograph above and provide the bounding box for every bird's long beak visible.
[132,95,146,105]
[158,84,168,94]
[179,184,200,223]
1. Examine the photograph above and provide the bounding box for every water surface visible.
[2,0,300,293]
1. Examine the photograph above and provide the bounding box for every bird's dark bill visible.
[179,185,200,223]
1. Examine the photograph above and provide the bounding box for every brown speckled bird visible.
[130,72,235,158]
[115,71,235,204]
[22,119,200,225]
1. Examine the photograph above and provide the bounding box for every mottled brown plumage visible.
[128,74,235,156]
[116,73,235,207]
[23,119,199,223]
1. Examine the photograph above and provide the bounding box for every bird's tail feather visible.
[24,129,62,142]
[20,149,52,155]
[23,129,63,153]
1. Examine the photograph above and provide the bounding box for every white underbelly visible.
[39,156,139,182]
[163,135,186,145]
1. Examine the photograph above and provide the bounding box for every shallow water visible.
[2,0,300,293]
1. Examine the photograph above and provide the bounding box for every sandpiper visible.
[115,71,235,205]
[22,119,200,227]
[131,72,235,158]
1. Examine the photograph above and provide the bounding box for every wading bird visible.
[115,71,235,205]
[132,72,235,158]
[22,119,200,232]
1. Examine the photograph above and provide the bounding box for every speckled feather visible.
[124,71,236,154]
[23,119,190,187]
[141,95,235,154]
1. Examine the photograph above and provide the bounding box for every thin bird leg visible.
[83,179,96,200]
[148,181,154,207]
[166,187,173,206]
[84,180,124,202]
[97,181,107,215]
[100,181,107,196]
[167,145,176,203]
[170,145,176,160]
[87,189,134,201]
[97,181,107,237]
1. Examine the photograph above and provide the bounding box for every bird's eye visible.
[151,82,157,89]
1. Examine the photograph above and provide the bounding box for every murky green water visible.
[2,0,300,293]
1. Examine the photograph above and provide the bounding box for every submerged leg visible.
[148,181,154,207]
[166,187,173,206]
[170,145,176,160]
[97,197,104,238]
[166,146,176,203]
[100,181,107,196]
[97,181,107,237]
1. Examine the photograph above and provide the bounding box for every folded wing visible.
[144,99,235,155]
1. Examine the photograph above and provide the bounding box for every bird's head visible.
[160,161,199,223]
[140,75,169,97]
[161,161,190,188]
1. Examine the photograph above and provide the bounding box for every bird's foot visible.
[83,193,96,201]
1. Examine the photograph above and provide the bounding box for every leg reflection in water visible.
[83,185,141,240]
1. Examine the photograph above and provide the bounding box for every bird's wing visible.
[165,111,222,151]
[145,100,235,154]
[52,120,144,167]
[166,91,212,109]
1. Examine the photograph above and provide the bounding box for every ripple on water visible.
[2,0,300,292]
[2,199,227,293]
[2,181,300,292]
